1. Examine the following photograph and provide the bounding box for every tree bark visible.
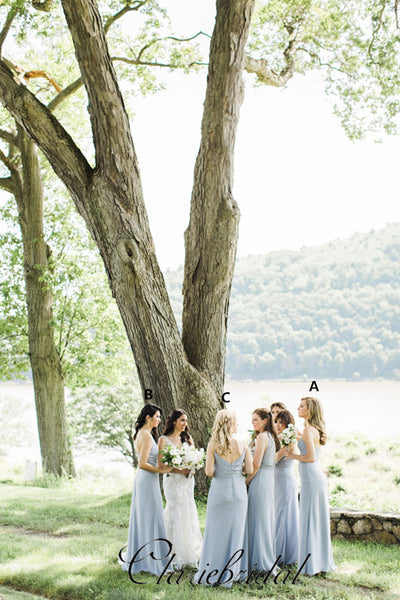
[13,127,76,477]
[0,0,255,474]
[183,0,254,394]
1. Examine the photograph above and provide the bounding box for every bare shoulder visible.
[232,436,246,453]
[135,429,152,453]
[303,425,319,444]
[137,429,152,445]
[256,431,269,444]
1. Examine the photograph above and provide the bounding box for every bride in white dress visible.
[158,409,202,569]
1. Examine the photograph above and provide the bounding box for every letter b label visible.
[145,389,153,400]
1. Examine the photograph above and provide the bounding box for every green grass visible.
[0,478,400,600]
[322,434,400,512]
[0,587,50,600]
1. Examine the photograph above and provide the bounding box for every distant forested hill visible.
[165,223,400,380]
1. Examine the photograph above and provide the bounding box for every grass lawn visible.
[322,435,400,512]
[0,476,399,600]
[0,587,50,600]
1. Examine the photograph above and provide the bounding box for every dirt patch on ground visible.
[0,525,71,538]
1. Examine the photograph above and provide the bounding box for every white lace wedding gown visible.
[162,439,203,569]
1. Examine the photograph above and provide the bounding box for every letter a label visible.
[309,381,319,392]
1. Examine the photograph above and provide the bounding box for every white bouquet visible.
[180,442,206,475]
[280,423,297,447]
[160,443,184,469]
[160,442,205,476]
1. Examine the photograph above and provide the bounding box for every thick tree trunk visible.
[0,0,255,475]
[14,128,76,477]
[183,0,254,393]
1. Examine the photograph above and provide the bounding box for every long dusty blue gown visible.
[247,432,276,572]
[122,439,171,575]
[195,450,248,586]
[298,439,336,575]
[275,453,299,565]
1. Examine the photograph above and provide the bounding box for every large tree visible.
[0,0,255,452]
[0,121,76,476]
[1,0,399,459]
[0,0,198,475]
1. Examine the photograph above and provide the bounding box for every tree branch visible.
[245,24,298,87]
[47,77,83,111]
[0,145,18,175]
[60,0,138,184]
[59,302,79,362]
[136,31,211,62]
[48,4,173,111]
[368,0,387,63]
[32,0,54,12]
[19,3,155,114]
[22,69,62,93]
[3,58,63,100]
[0,7,18,54]
[0,127,18,147]
[0,175,16,194]
[113,56,207,69]
[0,58,92,199]
[104,0,151,35]
[244,54,292,87]
[296,46,356,78]
[51,43,208,112]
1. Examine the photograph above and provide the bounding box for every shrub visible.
[328,464,343,477]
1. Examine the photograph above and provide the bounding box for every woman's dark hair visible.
[270,401,287,411]
[276,409,295,429]
[253,408,280,451]
[134,403,162,441]
[163,409,192,445]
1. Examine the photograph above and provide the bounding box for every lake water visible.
[223,379,400,439]
[1,380,399,472]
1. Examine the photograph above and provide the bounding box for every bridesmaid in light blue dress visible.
[121,404,172,577]
[274,409,299,565]
[285,397,336,575]
[246,408,280,573]
[195,409,253,586]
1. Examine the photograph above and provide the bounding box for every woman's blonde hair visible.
[210,409,237,456]
[302,397,327,445]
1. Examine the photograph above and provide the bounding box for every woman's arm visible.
[275,446,286,462]
[138,432,170,473]
[277,441,297,462]
[205,441,215,477]
[157,435,167,468]
[243,443,254,477]
[246,433,266,485]
[286,427,316,463]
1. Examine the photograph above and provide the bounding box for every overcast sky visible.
[130,0,400,270]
